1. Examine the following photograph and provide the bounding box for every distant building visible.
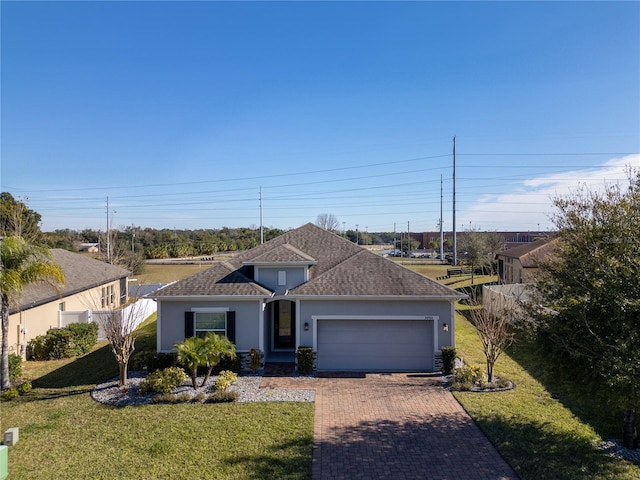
[495,238,555,284]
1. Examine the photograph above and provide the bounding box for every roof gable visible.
[155,261,272,297]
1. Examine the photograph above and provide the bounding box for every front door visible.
[273,300,295,350]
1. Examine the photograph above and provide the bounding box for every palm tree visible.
[175,334,236,389]
[175,337,203,389]
[1,236,64,389]
[199,333,236,387]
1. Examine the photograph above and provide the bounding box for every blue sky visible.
[2,1,638,234]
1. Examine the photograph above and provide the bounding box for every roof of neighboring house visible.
[497,238,555,268]
[11,249,130,314]
[155,223,464,299]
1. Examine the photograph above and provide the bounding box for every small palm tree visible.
[199,333,236,387]
[175,336,204,389]
[1,236,64,390]
[175,334,236,389]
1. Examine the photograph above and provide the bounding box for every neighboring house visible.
[8,249,130,357]
[154,223,465,372]
[496,238,555,284]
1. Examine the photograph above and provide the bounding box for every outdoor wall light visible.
[304,322,309,331]
[442,323,449,332]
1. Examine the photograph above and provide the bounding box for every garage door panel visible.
[317,319,434,372]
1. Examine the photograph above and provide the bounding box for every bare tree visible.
[316,213,340,233]
[468,293,515,382]
[93,295,148,385]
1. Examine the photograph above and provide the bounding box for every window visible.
[278,271,287,286]
[101,285,115,307]
[194,312,227,338]
[58,302,65,312]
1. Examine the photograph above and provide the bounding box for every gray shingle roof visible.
[242,243,317,265]
[155,262,272,297]
[155,223,462,299]
[12,249,130,313]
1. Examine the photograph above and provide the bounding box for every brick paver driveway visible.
[263,373,518,480]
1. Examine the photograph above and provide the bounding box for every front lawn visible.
[453,312,640,480]
[0,331,314,480]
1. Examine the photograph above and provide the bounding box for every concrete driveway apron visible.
[264,373,519,480]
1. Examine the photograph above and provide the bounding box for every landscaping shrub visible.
[249,348,264,374]
[1,388,19,402]
[207,390,239,403]
[28,322,98,360]
[450,364,483,391]
[441,346,456,375]
[215,370,238,392]
[17,381,32,395]
[132,351,177,372]
[5,353,23,383]
[297,346,313,375]
[138,367,187,395]
[210,353,242,375]
[65,322,99,354]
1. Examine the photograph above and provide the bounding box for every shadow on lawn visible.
[32,343,118,391]
[505,341,631,442]
[222,436,312,480]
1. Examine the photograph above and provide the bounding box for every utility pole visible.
[259,186,264,244]
[440,175,444,262]
[452,136,457,266]
[106,197,111,263]
[393,223,396,252]
[356,224,359,245]
[407,221,410,257]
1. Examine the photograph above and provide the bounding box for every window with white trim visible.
[194,311,227,338]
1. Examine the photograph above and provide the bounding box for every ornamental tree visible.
[532,168,639,448]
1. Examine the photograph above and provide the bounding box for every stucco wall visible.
[254,267,306,291]
[157,299,263,352]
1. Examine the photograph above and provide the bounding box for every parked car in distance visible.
[410,250,431,258]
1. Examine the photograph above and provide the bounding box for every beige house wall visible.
[8,279,126,357]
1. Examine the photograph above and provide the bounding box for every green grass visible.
[1,317,313,480]
[135,263,211,284]
[452,312,640,479]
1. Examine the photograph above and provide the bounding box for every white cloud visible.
[459,154,638,231]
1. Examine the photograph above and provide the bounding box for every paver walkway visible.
[262,373,519,480]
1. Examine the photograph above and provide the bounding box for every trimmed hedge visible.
[28,323,99,360]
[297,346,313,375]
[441,346,457,375]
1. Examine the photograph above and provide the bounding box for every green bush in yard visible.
[215,370,238,391]
[7,353,22,382]
[297,346,313,375]
[65,322,99,354]
[207,390,239,403]
[441,346,456,375]
[450,364,483,391]
[28,322,98,360]
[138,367,187,395]
[132,351,177,372]
[1,388,19,402]
[17,380,32,394]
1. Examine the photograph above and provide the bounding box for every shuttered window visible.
[184,311,236,343]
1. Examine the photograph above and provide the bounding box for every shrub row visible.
[28,323,98,360]
[132,351,242,375]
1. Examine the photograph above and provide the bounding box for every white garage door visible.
[317,319,434,372]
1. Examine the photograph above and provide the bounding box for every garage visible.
[316,318,435,372]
